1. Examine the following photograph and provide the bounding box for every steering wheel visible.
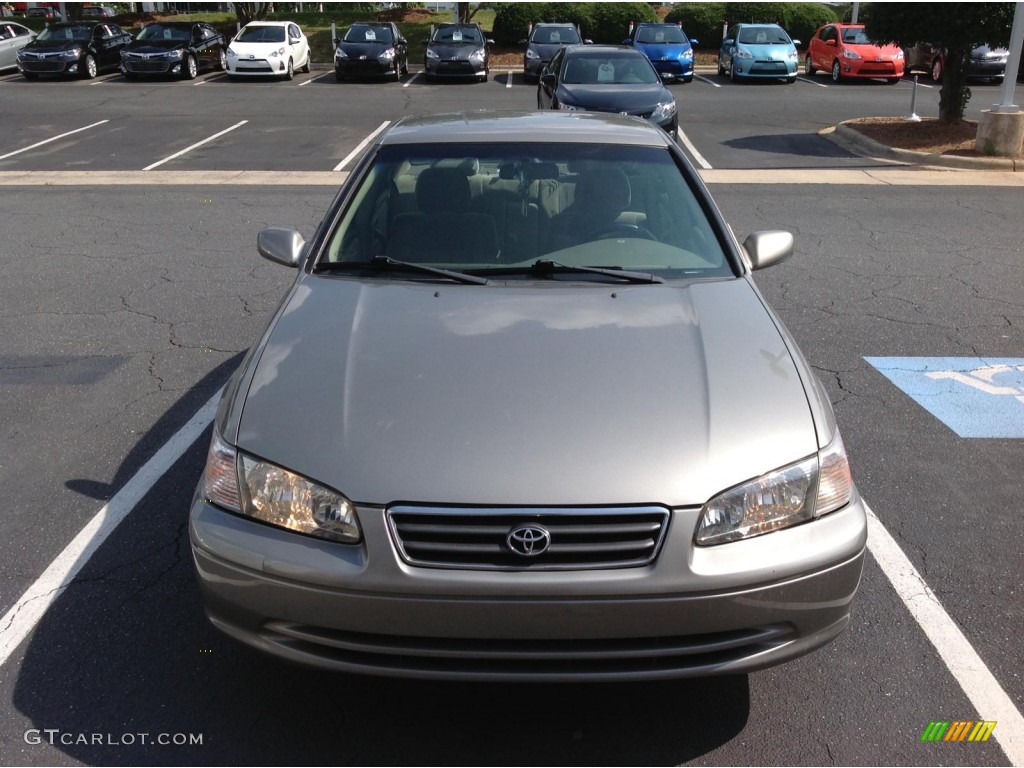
[585,222,659,242]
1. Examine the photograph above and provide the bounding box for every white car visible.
[0,21,35,72]
[226,21,310,80]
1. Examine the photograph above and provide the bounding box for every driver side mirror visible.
[742,230,793,271]
[826,38,837,47]
[541,71,557,87]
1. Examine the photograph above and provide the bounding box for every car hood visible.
[734,43,794,59]
[428,41,484,59]
[971,44,1008,57]
[843,41,901,57]
[559,82,671,111]
[529,42,575,59]
[235,276,817,507]
[635,42,690,60]
[22,39,84,53]
[126,40,186,53]
[337,40,393,56]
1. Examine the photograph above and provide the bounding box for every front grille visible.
[237,60,272,71]
[20,59,66,73]
[261,621,794,679]
[388,505,670,570]
[123,59,170,73]
[342,60,386,75]
[860,63,895,75]
[437,60,474,73]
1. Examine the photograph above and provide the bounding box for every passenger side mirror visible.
[518,38,527,46]
[791,39,801,47]
[584,39,594,45]
[486,38,495,45]
[723,38,734,46]
[333,37,340,46]
[826,39,837,47]
[622,38,632,45]
[690,38,699,45]
[742,230,794,271]
[257,227,305,268]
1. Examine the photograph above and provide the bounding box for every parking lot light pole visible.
[993,1,1023,113]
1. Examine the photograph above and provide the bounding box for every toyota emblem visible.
[506,524,551,557]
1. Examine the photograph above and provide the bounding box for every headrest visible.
[416,167,471,214]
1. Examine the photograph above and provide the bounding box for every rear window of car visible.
[321,143,733,279]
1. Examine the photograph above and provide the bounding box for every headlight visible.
[378,46,396,61]
[469,48,486,62]
[335,48,347,59]
[734,48,752,59]
[894,49,904,59]
[200,429,362,543]
[651,99,677,121]
[425,48,439,59]
[695,432,853,546]
[525,48,540,60]
[557,102,581,111]
[268,46,285,58]
[843,49,861,60]
[680,49,693,60]
[786,50,798,60]
[165,49,184,59]
[63,48,82,59]
[227,46,238,58]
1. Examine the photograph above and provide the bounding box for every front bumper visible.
[732,60,798,79]
[967,60,1006,78]
[17,57,79,75]
[651,59,694,79]
[842,59,903,79]
[190,494,867,681]
[227,57,287,76]
[524,57,547,78]
[122,57,180,75]
[425,58,486,78]
[335,58,393,77]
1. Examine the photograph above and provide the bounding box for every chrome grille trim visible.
[387,505,671,570]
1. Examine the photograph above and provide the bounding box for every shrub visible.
[492,2,551,45]
[665,3,726,47]
[780,2,839,47]
[588,2,658,43]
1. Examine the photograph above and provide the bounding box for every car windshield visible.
[562,53,659,84]
[431,25,482,44]
[344,24,393,43]
[235,25,286,43]
[137,24,190,42]
[841,28,872,45]
[321,143,732,280]
[636,26,686,44]
[737,27,791,45]
[531,27,580,45]
[36,25,91,42]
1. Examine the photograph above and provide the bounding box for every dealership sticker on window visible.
[865,357,1024,438]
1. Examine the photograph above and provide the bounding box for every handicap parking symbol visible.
[864,357,1024,438]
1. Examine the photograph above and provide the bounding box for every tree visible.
[864,2,1015,123]
[233,3,272,26]
[456,2,486,24]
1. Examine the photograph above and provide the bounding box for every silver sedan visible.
[190,111,867,681]
[0,21,35,72]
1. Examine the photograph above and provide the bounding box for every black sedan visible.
[121,21,226,80]
[16,22,132,79]
[424,22,492,82]
[537,45,678,134]
[334,21,408,81]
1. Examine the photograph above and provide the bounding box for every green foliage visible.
[588,2,658,43]
[864,2,1015,122]
[779,3,838,47]
[492,2,548,45]
[665,3,726,47]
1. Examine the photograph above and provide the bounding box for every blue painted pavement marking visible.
[865,357,1024,438]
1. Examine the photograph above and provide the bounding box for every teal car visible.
[718,23,800,83]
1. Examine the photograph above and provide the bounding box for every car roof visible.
[534,22,576,27]
[736,23,783,29]
[565,44,642,55]
[636,23,678,27]
[380,112,673,148]
[242,21,290,27]
[145,21,194,28]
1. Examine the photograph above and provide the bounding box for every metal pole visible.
[906,75,921,121]
[331,20,336,43]
[994,1,1023,112]
[851,2,859,24]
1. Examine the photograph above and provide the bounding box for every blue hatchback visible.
[625,23,696,83]
[718,23,800,83]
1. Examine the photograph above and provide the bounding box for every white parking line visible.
[143,120,248,171]
[0,120,109,162]
[676,126,712,170]
[298,72,332,86]
[402,72,420,88]
[90,73,122,85]
[798,76,829,88]
[505,72,513,88]
[333,120,391,172]
[866,507,1024,766]
[0,389,221,670]
[196,74,230,85]
[693,74,721,88]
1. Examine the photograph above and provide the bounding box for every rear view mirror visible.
[258,227,305,268]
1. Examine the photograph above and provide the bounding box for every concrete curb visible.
[829,121,1022,171]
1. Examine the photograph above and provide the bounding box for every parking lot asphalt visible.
[0,68,1023,766]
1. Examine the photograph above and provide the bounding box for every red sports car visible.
[806,23,904,84]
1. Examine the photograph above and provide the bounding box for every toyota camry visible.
[190,111,867,681]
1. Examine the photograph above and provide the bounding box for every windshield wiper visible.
[317,256,489,285]
[530,260,664,284]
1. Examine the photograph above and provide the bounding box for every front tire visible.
[683,75,693,83]
[81,53,97,79]
[284,58,294,81]
[217,48,227,71]
[805,55,815,76]
[886,77,900,85]
[182,54,197,80]
[717,57,725,76]
[301,54,310,74]
[786,75,797,84]
[831,59,842,83]
[730,61,740,82]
